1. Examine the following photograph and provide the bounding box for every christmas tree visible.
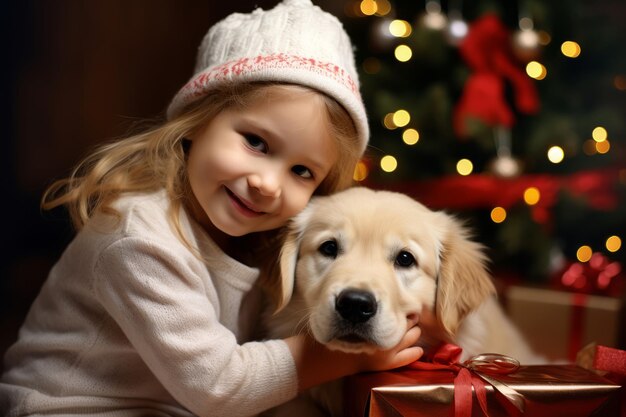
[340,0,625,289]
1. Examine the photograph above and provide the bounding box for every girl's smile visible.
[225,186,266,217]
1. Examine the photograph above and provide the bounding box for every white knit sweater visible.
[0,191,297,416]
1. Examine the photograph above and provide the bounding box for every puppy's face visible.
[278,187,494,354]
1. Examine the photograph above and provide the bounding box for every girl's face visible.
[186,87,338,240]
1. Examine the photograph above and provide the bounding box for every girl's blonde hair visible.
[43,82,361,299]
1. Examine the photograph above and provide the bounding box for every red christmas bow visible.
[453,14,539,138]
[406,343,524,417]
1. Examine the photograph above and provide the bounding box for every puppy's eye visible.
[395,251,416,268]
[318,240,338,258]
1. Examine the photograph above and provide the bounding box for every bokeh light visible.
[402,128,419,145]
[359,0,377,16]
[392,109,410,127]
[596,140,611,154]
[375,0,391,16]
[515,28,539,50]
[547,146,564,163]
[456,159,473,176]
[526,61,547,80]
[576,245,593,262]
[394,45,413,62]
[422,1,447,30]
[606,235,622,253]
[523,187,540,205]
[561,41,581,58]
[380,155,398,172]
[490,207,507,223]
[383,113,397,130]
[592,126,608,142]
[389,20,412,37]
[448,19,468,41]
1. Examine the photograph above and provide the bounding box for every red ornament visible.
[453,14,540,138]
[553,252,625,297]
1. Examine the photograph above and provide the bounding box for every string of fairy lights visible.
[345,0,623,261]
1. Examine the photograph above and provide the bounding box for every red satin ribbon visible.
[407,344,481,417]
[406,344,522,417]
[568,293,588,361]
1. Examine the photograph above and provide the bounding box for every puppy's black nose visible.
[335,289,377,323]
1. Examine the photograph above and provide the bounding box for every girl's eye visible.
[292,165,313,179]
[395,250,416,268]
[244,134,267,153]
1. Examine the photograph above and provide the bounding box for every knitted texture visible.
[167,0,369,154]
[0,191,298,416]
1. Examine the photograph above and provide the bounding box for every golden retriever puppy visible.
[264,187,541,416]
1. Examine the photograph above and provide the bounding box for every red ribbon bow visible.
[453,14,539,138]
[406,344,524,417]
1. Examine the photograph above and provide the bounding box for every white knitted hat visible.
[167,0,369,154]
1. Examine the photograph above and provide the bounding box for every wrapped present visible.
[504,284,623,361]
[345,344,622,417]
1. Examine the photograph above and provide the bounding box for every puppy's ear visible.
[435,214,496,336]
[274,204,315,312]
[275,224,300,313]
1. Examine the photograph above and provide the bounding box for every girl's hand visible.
[286,318,423,392]
[355,324,423,373]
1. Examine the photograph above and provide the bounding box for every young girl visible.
[0,1,423,416]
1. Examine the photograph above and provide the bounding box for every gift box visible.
[345,345,622,417]
[504,285,624,361]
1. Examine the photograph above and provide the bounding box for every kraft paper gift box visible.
[344,344,622,417]
[504,285,624,362]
